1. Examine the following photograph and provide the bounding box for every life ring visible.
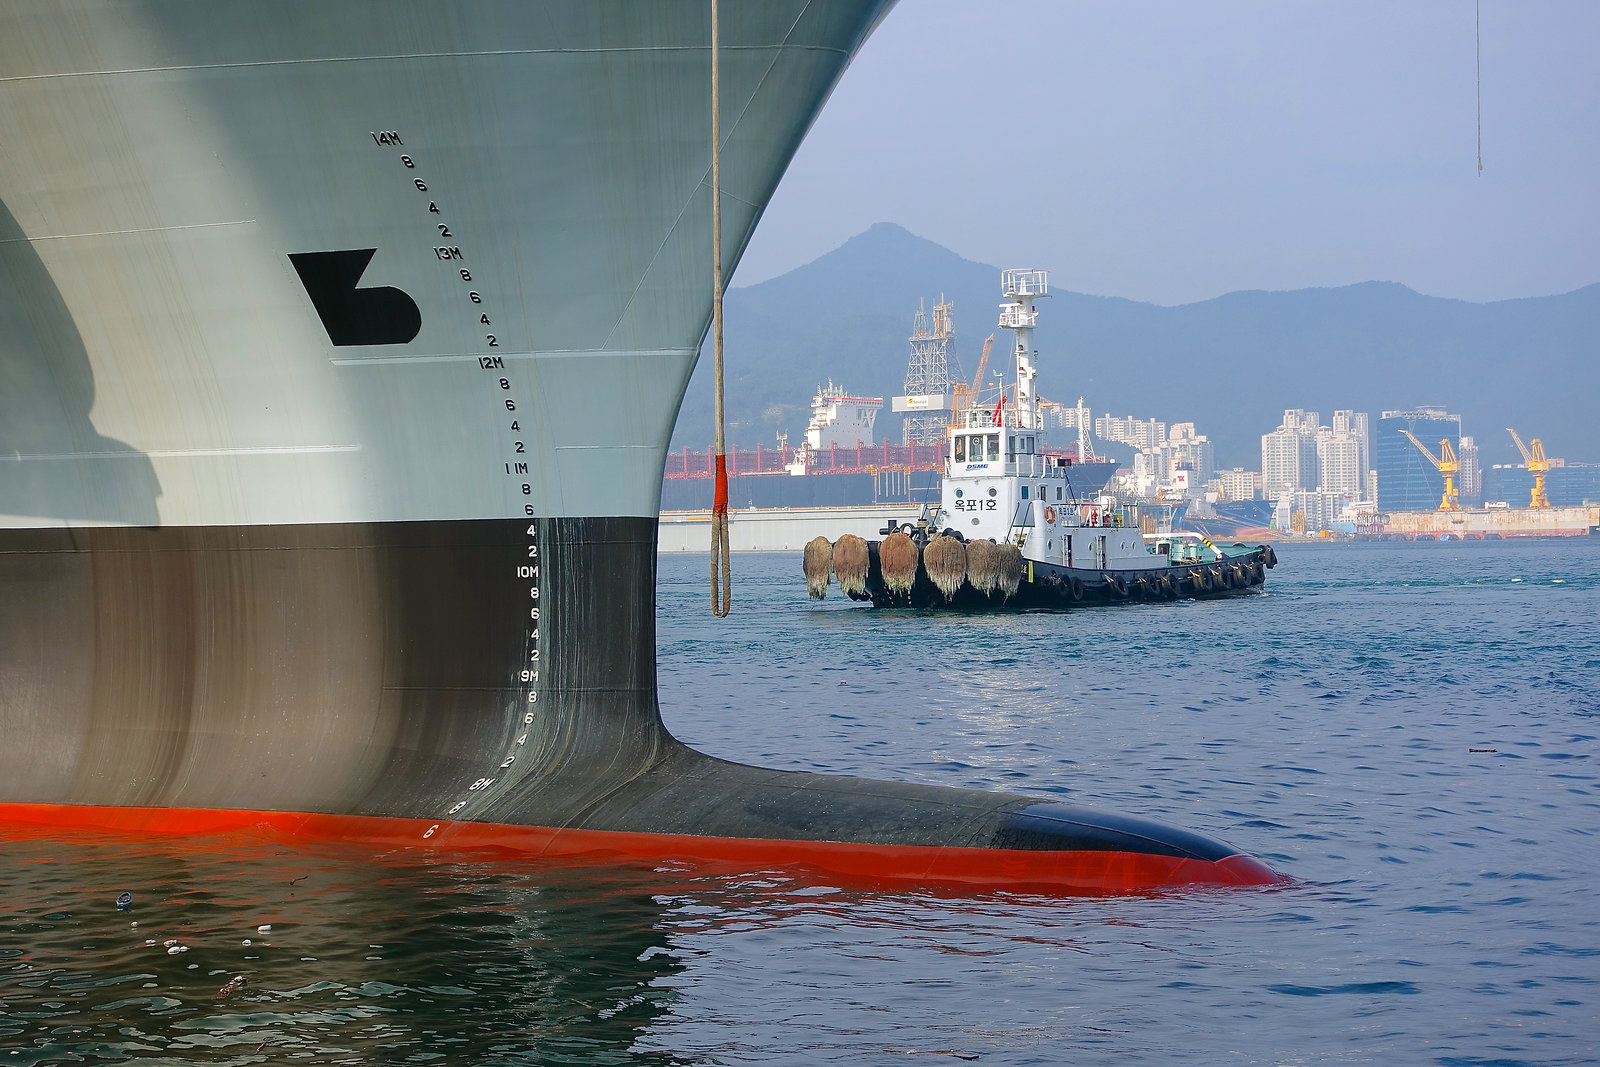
[1044,505,1057,524]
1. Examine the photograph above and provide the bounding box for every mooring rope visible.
[709,0,732,617]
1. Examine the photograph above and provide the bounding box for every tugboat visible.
[804,270,1276,608]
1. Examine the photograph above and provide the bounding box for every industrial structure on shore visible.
[1367,424,1599,539]
[661,296,1116,511]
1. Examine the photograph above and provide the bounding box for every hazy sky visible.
[735,1,1600,305]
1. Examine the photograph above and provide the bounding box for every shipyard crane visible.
[1398,429,1461,510]
[950,333,994,425]
[1506,427,1552,508]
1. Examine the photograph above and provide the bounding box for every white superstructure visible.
[803,383,883,451]
[940,270,1188,575]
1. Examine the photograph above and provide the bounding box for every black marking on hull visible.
[288,249,422,346]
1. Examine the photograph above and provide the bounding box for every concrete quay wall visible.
[1378,506,1599,538]
[658,505,922,553]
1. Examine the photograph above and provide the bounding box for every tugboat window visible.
[987,434,999,460]
[987,487,997,497]
[1021,485,1029,499]
[954,436,967,463]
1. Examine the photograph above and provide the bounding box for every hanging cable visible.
[708,0,732,617]
[1476,0,1483,174]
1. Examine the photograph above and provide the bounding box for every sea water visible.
[2,540,1596,1065]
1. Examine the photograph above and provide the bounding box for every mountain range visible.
[671,223,1599,471]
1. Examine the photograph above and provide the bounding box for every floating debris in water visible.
[256,924,272,933]
[215,975,249,999]
[166,944,187,955]
[115,892,132,910]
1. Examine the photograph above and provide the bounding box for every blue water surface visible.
[650,540,1600,1065]
[1,539,1595,1065]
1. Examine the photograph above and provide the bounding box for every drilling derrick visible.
[894,297,956,445]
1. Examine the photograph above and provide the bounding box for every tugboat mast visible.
[998,269,1050,432]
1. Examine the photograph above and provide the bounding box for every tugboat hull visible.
[856,538,1277,610]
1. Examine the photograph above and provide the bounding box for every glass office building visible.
[1375,409,1462,512]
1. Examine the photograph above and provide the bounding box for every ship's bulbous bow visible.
[0,0,1278,894]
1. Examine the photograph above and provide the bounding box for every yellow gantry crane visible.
[1506,428,1552,508]
[1398,429,1461,510]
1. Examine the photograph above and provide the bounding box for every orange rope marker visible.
[708,0,731,617]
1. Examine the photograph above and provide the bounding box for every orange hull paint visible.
[0,802,1281,896]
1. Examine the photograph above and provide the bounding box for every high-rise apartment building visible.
[1457,435,1482,506]
[1261,409,1322,497]
[1165,423,1215,483]
[1095,414,1166,452]
[1317,432,1365,495]
[1218,468,1263,501]
[1330,410,1371,496]
[1375,408,1462,511]
[1046,400,1091,432]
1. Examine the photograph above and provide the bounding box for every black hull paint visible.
[0,518,1258,868]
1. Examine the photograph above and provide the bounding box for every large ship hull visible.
[0,1,1275,891]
